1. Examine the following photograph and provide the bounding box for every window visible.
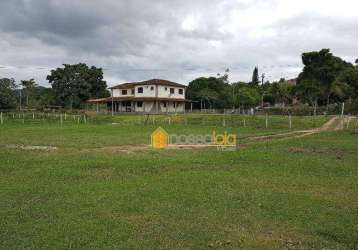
[162,102,167,108]
[131,89,134,95]
[178,89,183,95]
[170,88,174,94]
[122,89,127,95]
[173,102,176,108]
[165,87,167,91]
[150,86,154,91]
[137,101,143,108]
[137,87,143,93]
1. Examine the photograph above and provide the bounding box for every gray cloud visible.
[0,0,357,86]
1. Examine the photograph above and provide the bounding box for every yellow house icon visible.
[151,127,169,149]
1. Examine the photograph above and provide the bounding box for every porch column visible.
[155,85,159,113]
[111,89,114,116]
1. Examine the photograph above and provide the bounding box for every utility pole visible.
[232,83,235,111]
[261,73,265,85]
[19,87,22,111]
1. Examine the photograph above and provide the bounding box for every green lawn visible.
[0,114,357,249]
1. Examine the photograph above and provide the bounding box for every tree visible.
[187,76,232,109]
[32,86,56,109]
[235,85,260,108]
[20,78,37,107]
[47,63,108,109]
[337,67,358,100]
[269,81,293,106]
[0,78,17,109]
[251,66,259,86]
[298,49,353,109]
[294,79,321,114]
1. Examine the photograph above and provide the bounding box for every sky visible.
[0,0,357,87]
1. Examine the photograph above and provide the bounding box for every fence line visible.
[0,111,341,131]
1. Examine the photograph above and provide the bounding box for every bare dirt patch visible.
[3,145,57,151]
[102,144,150,154]
[351,129,358,134]
[288,147,351,160]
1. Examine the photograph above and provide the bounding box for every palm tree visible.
[20,79,37,107]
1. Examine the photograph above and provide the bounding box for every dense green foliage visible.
[186,76,232,109]
[0,78,17,109]
[47,63,109,109]
[297,49,355,108]
[187,50,358,111]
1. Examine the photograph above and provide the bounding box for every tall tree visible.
[235,85,260,108]
[251,66,259,86]
[187,76,232,109]
[337,67,358,100]
[47,63,108,109]
[20,78,37,107]
[298,49,353,109]
[0,78,17,109]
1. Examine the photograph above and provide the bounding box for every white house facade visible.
[88,79,187,113]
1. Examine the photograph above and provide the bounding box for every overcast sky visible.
[0,0,357,87]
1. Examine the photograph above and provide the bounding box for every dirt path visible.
[100,117,345,151]
[247,116,342,141]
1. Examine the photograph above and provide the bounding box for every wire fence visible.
[1,110,358,133]
[0,111,340,129]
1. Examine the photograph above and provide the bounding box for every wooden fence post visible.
[289,115,292,129]
[265,113,268,129]
[346,117,350,129]
[0,112,3,124]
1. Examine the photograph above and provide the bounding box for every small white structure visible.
[88,79,187,113]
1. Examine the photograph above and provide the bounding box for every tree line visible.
[0,63,109,110]
[187,49,358,112]
[1,49,358,112]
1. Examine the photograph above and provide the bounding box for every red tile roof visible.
[109,79,186,89]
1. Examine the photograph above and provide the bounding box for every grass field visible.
[0,114,357,249]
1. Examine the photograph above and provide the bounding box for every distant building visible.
[88,79,187,113]
[287,78,297,86]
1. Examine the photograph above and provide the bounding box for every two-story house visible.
[88,79,187,113]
